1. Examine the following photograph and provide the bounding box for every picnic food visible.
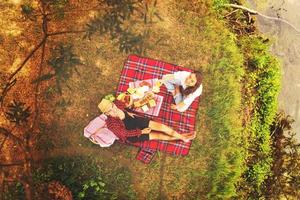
[124,95,131,103]
[139,81,152,88]
[133,92,155,108]
[117,93,126,100]
[152,80,162,93]
[152,86,160,93]
[127,87,136,94]
[148,99,156,107]
[141,105,149,112]
[117,92,133,107]
[155,80,162,87]
[104,94,115,102]
[133,86,149,99]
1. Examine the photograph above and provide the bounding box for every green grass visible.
[174,1,281,199]
[33,156,137,199]
[172,1,247,199]
[238,35,281,198]
[204,31,245,200]
[27,0,281,199]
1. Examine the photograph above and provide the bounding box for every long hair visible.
[179,71,202,96]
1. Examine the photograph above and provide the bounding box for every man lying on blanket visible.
[96,98,196,144]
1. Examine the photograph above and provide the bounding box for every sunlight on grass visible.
[0,0,283,199]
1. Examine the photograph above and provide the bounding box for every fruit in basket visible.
[117,93,133,107]
[104,94,115,102]
[117,93,126,100]
[124,95,131,103]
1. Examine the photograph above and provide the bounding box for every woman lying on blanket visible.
[161,71,203,112]
[97,98,196,143]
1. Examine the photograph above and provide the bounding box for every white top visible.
[174,71,191,88]
[173,71,203,112]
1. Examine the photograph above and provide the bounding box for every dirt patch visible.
[252,0,300,140]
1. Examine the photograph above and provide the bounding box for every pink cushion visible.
[84,114,118,147]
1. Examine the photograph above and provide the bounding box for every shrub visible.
[239,35,281,197]
[33,156,136,199]
[3,182,25,200]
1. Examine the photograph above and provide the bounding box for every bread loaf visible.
[133,92,154,108]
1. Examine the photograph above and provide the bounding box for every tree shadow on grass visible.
[85,0,165,55]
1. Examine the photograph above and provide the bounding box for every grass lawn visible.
[1,0,281,199]
[33,1,246,199]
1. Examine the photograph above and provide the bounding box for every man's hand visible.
[141,127,152,134]
[127,112,136,118]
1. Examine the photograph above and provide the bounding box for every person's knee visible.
[174,94,183,105]
[149,121,166,130]
[149,133,160,140]
[163,81,175,91]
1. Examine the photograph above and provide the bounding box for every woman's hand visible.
[170,104,177,110]
[171,102,185,110]
[141,127,152,134]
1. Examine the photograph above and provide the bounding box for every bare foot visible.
[181,131,196,142]
[182,131,196,137]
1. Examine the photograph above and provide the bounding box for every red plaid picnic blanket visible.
[116,55,201,163]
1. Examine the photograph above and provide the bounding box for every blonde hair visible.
[98,99,112,113]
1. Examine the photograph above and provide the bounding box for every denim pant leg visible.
[163,79,176,92]
[174,93,183,105]
[163,79,183,104]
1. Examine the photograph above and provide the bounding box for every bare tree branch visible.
[7,38,47,83]
[0,38,47,106]
[0,135,8,152]
[45,4,102,16]
[224,4,300,34]
[224,4,259,14]
[0,127,25,148]
[0,78,16,107]
[48,30,86,36]
[30,42,46,141]
[0,161,25,167]
[0,172,4,200]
